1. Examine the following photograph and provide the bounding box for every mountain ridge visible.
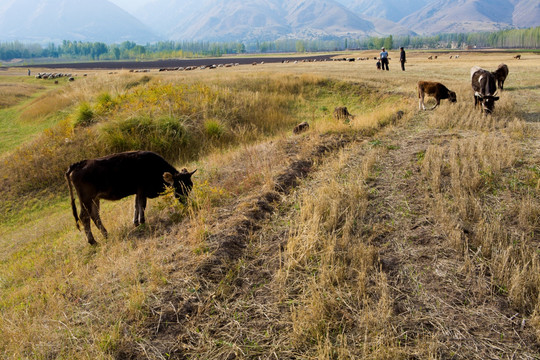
[0,0,539,44]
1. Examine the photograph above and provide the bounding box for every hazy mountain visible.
[0,0,157,44]
[511,0,540,28]
[1,0,539,44]
[134,0,205,36]
[336,0,429,22]
[149,0,377,41]
[398,0,536,35]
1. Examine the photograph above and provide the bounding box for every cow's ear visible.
[493,96,500,101]
[189,169,197,177]
[163,172,174,185]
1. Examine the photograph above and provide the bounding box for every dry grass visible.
[0,51,539,358]
[0,82,45,108]
[278,146,400,358]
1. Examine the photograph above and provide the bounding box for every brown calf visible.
[418,81,457,110]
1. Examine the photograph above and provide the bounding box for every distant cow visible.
[417,81,457,110]
[471,66,499,114]
[66,151,196,245]
[491,63,509,90]
[514,54,521,60]
[293,121,309,134]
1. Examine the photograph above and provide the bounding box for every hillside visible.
[398,0,538,35]
[159,0,375,41]
[336,0,429,22]
[0,52,539,358]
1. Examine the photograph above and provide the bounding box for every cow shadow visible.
[505,84,540,92]
[523,112,540,123]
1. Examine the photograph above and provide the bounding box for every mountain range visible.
[0,0,539,44]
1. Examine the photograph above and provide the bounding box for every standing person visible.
[399,47,406,71]
[27,68,31,76]
[380,47,389,71]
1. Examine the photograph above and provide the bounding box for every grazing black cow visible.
[471,66,500,114]
[491,63,509,91]
[417,81,457,110]
[66,151,196,245]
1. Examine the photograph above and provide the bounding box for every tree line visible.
[1,27,539,62]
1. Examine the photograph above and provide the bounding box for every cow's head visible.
[163,169,197,203]
[477,94,500,114]
[448,91,457,103]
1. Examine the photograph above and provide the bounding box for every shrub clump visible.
[95,92,117,114]
[204,119,225,139]
[74,102,95,127]
[100,115,191,161]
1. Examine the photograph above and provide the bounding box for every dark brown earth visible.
[26,54,336,70]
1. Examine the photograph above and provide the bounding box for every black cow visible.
[491,63,509,91]
[66,151,196,245]
[471,66,500,114]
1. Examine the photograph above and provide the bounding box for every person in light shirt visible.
[380,47,389,71]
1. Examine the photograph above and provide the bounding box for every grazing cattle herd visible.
[60,51,518,244]
[417,58,510,115]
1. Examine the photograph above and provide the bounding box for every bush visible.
[204,119,225,139]
[74,102,94,127]
[100,115,192,161]
[95,92,117,114]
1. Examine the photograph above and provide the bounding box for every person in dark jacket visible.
[400,47,406,71]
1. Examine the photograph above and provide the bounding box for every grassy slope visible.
[0,51,539,358]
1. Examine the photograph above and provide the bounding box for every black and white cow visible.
[471,66,500,114]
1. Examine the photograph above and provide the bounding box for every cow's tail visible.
[65,165,80,231]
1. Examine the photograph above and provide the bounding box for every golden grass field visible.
[0,50,539,359]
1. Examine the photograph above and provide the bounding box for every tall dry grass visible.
[277,147,401,358]
[421,126,540,334]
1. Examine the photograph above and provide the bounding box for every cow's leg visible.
[133,194,147,226]
[138,196,147,225]
[80,200,97,245]
[419,93,425,110]
[133,195,140,226]
[429,98,440,110]
[90,199,108,238]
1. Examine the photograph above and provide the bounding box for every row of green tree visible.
[1,27,539,62]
